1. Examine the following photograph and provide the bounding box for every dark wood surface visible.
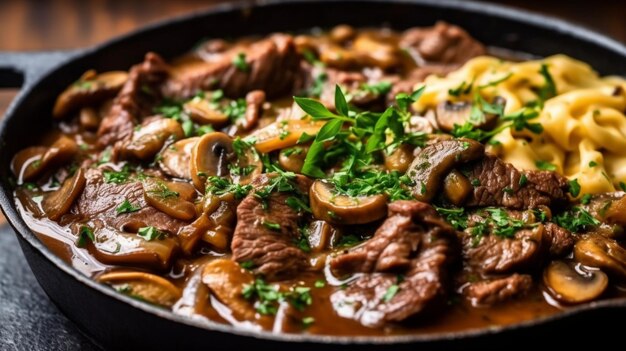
[0,1,624,349]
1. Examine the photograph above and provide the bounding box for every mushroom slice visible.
[90,229,178,270]
[143,178,196,221]
[307,220,335,252]
[42,168,86,221]
[248,120,325,153]
[79,107,101,130]
[190,132,236,190]
[443,169,472,206]
[407,138,484,202]
[574,233,626,278]
[122,118,184,160]
[202,259,271,326]
[159,137,199,179]
[99,271,182,307]
[11,135,78,182]
[278,145,308,173]
[543,260,608,304]
[352,34,399,69]
[435,97,503,132]
[310,180,387,225]
[53,70,129,118]
[384,144,414,173]
[183,97,229,126]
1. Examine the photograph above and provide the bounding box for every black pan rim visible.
[1,0,626,345]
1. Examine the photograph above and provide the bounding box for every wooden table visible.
[1,0,625,227]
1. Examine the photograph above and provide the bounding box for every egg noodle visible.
[414,55,626,197]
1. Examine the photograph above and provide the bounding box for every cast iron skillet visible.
[1,0,626,349]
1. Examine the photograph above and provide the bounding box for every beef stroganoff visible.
[10,22,626,336]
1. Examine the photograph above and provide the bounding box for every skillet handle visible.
[0,50,80,88]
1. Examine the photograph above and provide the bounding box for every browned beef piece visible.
[462,228,542,274]
[464,274,532,305]
[400,21,485,66]
[464,155,569,210]
[231,174,312,281]
[163,34,301,100]
[462,209,572,274]
[97,52,168,148]
[330,201,455,327]
[543,222,574,256]
[72,169,188,234]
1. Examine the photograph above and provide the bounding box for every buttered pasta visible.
[414,55,626,196]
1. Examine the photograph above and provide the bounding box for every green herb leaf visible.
[554,207,600,232]
[535,160,557,171]
[382,284,399,302]
[137,226,166,241]
[335,85,349,117]
[537,63,557,103]
[262,220,281,231]
[293,96,343,120]
[76,226,95,248]
[116,200,141,214]
[568,179,581,197]
[233,52,250,72]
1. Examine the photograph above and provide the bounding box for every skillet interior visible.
[1,0,626,349]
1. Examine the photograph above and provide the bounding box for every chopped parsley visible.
[147,182,179,199]
[568,179,581,197]
[115,200,141,214]
[233,52,250,72]
[302,317,315,328]
[382,284,400,302]
[314,280,325,288]
[76,226,95,248]
[242,279,313,315]
[361,81,392,96]
[137,226,166,241]
[205,176,252,199]
[554,207,600,232]
[519,174,528,186]
[535,160,557,171]
[478,72,513,89]
[435,206,468,231]
[536,63,557,104]
[331,170,415,202]
[103,165,131,184]
[262,220,281,231]
[581,193,592,205]
[448,80,473,97]
[589,161,598,168]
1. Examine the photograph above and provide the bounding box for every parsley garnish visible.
[262,220,281,231]
[478,73,513,89]
[519,174,528,186]
[242,279,313,315]
[382,284,400,302]
[536,160,557,171]
[76,226,95,248]
[361,81,392,96]
[205,176,252,199]
[302,317,315,328]
[116,200,140,214]
[554,207,600,232]
[448,79,473,97]
[147,182,179,199]
[536,63,557,103]
[233,52,250,72]
[581,193,592,205]
[435,206,468,231]
[589,161,598,168]
[568,179,581,197]
[137,226,166,241]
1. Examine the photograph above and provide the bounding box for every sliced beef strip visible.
[163,34,301,100]
[464,274,532,306]
[464,155,569,210]
[97,52,168,149]
[400,21,485,67]
[71,168,188,235]
[461,209,572,274]
[231,174,312,281]
[462,228,542,274]
[330,201,455,327]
